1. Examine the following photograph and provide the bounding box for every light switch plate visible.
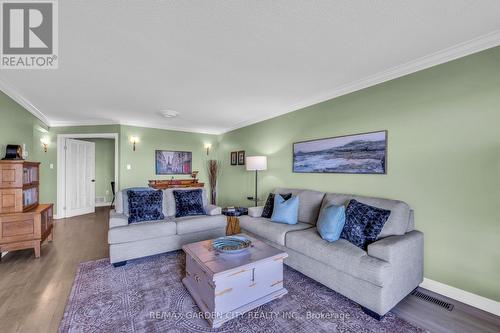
[126,164,131,170]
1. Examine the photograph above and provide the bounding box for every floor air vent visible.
[411,290,454,311]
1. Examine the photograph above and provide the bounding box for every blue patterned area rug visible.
[59,251,426,333]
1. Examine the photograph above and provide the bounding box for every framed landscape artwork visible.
[293,130,387,174]
[155,150,192,174]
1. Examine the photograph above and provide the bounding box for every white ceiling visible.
[1,1,500,134]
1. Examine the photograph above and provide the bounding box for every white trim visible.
[221,29,500,134]
[50,120,221,135]
[57,133,119,219]
[95,202,112,207]
[1,251,8,258]
[420,278,500,317]
[1,30,500,135]
[0,78,50,125]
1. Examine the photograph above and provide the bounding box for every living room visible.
[0,1,499,333]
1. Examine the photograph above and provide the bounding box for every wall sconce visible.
[129,136,139,151]
[204,143,212,155]
[40,137,50,153]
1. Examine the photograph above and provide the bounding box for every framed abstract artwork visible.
[230,151,237,165]
[237,151,245,165]
[155,150,192,174]
[293,130,387,174]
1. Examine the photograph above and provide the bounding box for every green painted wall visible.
[32,125,120,210]
[119,125,217,189]
[0,91,47,159]
[1,46,499,303]
[81,139,115,203]
[31,124,217,209]
[218,46,500,302]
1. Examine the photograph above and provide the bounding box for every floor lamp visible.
[246,156,267,207]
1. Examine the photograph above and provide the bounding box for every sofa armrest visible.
[248,206,264,217]
[206,205,222,216]
[368,230,424,264]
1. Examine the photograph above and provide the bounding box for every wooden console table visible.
[149,179,204,189]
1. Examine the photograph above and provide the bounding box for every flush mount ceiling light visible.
[160,110,180,118]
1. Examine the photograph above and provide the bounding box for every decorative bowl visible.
[212,236,252,254]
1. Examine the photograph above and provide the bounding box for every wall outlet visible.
[49,163,54,169]
[126,164,131,170]
[106,190,109,195]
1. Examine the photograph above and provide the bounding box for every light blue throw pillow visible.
[317,204,346,242]
[271,194,299,225]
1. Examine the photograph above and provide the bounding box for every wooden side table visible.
[222,207,248,236]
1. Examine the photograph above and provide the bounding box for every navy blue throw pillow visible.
[173,189,205,218]
[127,189,164,223]
[340,199,391,250]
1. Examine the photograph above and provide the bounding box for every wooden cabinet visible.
[0,160,53,259]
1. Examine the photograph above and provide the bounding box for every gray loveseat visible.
[239,188,424,319]
[108,187,226,266]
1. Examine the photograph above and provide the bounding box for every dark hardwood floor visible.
[0,207,498,333]
[0,208,109,333]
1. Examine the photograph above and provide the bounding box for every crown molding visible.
[49,120,119,127]
[1,30,499,135]
[0,78,50,126]
[49,120,222,135]
[221,29,500,134]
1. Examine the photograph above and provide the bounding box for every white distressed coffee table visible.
[182,234,288,328]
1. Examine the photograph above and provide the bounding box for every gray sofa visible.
[108,187,226,265]
[239,187,424,319]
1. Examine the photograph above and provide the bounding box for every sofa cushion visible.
[321,193,410,238]
[109,212,129,229]
[173,189,205,218]
[128,189,165,223]
[341,199,391,250]
[275,188,325,225]
[108,220,176,244]
[262,193,292,218]
[175,215,226,235]
[163,187,208,217]
[239,216,312,246]
[286,228,391,287]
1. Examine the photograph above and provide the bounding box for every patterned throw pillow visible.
[262,193,292,218]
[340,199,391,250]
[173,189,206,218]
[127,189,164,223]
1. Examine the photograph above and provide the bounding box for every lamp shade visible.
[246,156,267,171]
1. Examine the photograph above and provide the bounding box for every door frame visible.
[56,133,119,219]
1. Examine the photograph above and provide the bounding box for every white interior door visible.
[65,139,95,217]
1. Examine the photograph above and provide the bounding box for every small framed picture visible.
[230,151,238,165]
[238,151,245,165]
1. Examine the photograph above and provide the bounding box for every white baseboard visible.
[95,202,112,207]
[420,278,500,317]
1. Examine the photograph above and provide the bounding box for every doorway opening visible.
[56,133,118,219]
